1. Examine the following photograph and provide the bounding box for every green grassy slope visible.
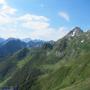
[0,30,90,90]
[34,52,90,90]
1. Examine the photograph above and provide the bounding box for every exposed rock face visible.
[66,27,83,37]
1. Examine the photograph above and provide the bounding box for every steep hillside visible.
[0,27,90,90]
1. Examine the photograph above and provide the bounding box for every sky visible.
[0,0,90,40]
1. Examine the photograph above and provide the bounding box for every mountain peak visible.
[22,38,32,43]
[67,27,83,37]
[73,26,81,30]
[72,26,83,32]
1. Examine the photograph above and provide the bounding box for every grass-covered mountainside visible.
[0,27,90,90]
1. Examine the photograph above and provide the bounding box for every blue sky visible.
[0,0,90,40]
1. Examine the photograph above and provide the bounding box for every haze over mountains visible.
[0,27,90,90]
[0,37,47,57]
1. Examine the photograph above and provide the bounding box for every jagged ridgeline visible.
[0,27,90,90]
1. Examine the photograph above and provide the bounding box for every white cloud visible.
[0,0,17,25]
[59,11,70,22]
[0,11,16,25]
[0,15,13,24]
[0,23,69,41]
[0,0,16,15]
[1,5,17,15]
[18,14,49,21]
[0,28,18,38]
[18,14,49,30]
[0,0,6,4]
[22,21,49,30]
[27,27,69,41]
[0,0,70,41]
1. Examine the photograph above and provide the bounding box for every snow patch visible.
[81,40,84,43]
[71,31,76,37]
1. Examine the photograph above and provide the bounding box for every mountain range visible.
[0,27,90,90]
[0,38,47,57]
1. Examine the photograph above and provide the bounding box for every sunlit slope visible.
[0,27,90,90]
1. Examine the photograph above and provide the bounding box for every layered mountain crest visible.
[67,27,83,37]
[0,27,90,90]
